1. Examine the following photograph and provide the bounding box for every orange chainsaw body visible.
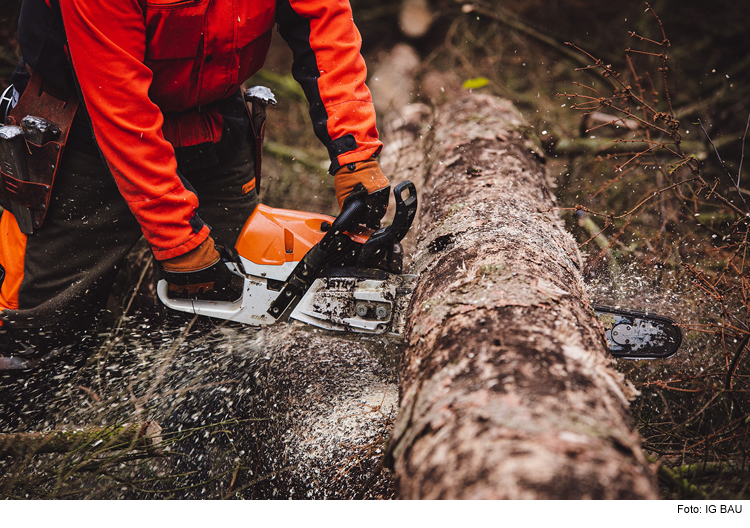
[235,204,370,267]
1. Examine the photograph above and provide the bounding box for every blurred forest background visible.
[1,0,749,498]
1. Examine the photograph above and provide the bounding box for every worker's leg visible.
[0,148,143,354]
[183,139,259,249]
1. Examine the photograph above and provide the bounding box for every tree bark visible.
[380,94,659,499]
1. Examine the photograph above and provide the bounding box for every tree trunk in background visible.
[379,94,658,499]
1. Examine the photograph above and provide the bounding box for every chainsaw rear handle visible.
[157,278,244,320]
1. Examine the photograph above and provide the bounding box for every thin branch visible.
[698,119,750,214]
[725,335,749,391]
[737,112,750,188]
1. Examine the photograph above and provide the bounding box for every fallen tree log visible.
[381,94,659,499]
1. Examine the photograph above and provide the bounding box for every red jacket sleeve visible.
[277,0,383,174]
[58,0,209,260]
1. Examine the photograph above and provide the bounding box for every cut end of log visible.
[369,44,421,114]
[399,0,434,38]
[139,420,163,448]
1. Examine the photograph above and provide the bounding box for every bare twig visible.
[725,335,749,391]
[698,119,750,214]
[737,112,750,188]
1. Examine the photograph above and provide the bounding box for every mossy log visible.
[380,94,659,499]
[0,421,162,457]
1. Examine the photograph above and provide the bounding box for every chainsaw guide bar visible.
[593,305,682,359]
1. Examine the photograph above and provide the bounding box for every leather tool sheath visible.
[1,70,78,234]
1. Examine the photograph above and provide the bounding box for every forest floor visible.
[1,0,749,499]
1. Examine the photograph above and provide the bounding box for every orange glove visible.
[334,160,390,228]
[161,237,220,274]
[160,237,238,300]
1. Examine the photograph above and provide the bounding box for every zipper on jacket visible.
[146,0,202,8]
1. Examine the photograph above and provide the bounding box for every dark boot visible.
[0,323,98,371]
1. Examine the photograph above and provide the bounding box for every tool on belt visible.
[0,71,78,235]
[0,85,16,123]
[244,86,276,196]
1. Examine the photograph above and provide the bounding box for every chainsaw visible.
[592,305,682,359]
[156,86,682,357]
[156,182,682,358]
[157,180,419,337]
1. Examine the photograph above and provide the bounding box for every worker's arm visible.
[57,0,210,261]
[276,0,389,225]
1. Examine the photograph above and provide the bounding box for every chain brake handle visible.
[266,182,417,319]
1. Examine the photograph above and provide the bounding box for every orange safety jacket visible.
[22,0,382,260]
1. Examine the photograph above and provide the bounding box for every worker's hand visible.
[160,237,240,301]
[334,160,390,229]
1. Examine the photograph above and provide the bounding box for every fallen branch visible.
[0,421,162,457]
[551,137,708,159]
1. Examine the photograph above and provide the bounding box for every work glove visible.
[334,159,390,229]
[160,237,241,301]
